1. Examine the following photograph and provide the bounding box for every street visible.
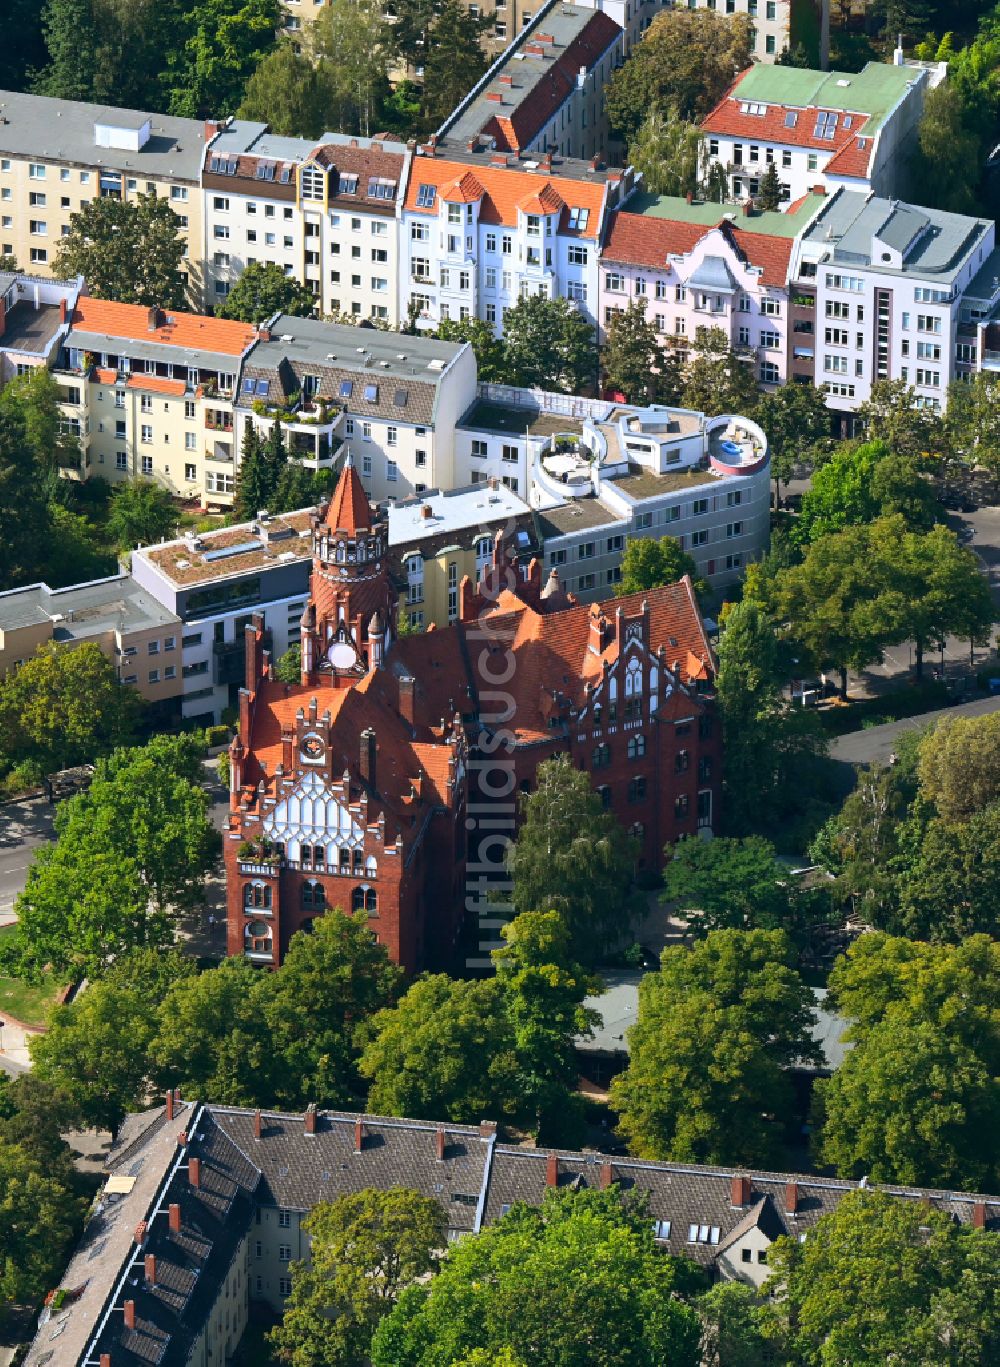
[830,693,1000,767]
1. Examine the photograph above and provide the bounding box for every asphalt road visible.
[830,694,1000,766]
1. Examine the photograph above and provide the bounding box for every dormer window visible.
[301,167,325,200]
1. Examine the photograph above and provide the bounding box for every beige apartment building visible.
[0,91,209,304]
[55,296,257,506]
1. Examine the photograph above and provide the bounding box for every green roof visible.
[734,61,921,131]
[629,190,825,239]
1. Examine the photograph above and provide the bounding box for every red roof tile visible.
[825,134,875,180]
[701,81,871,156]
[125,374,188,397]
[323,454,375,535]
[71,297,256,356]
[603,212,793,287]
[405,157,605,234]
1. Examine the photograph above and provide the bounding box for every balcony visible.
[206,441,233,463]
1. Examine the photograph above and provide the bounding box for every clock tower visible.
[299,453,397,684]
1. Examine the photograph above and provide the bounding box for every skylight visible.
[568,206,589,231]
[339,379,353,398]
[784,110,798,128]
[813,111,838,141]
[416,183,437,208]
[363,383,378,402]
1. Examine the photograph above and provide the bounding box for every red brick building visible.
[225,457,721,972]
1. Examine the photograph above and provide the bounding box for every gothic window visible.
[627,735,646,760]
[699,756,713,782]
[340,848,351,871]
[243,882,272,910]
[302,880,326,909]
[628,776,647,803]
[597,784,612,810]
[299,917,316,934]
[625,658,643,697]
[629,822,645,840]
[624,698,642,722]
[352,885,378,914]
[675,794,690,819]
[699,715,713,740]
[365,855,378,876]
[675,750,690,773]
[591,743,611,769]
[244,919,273,953]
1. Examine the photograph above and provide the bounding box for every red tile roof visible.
[701,77,872,157]
[602,212,793,288]
[825,134,875,180]
[125,374,188,397]
[405,157,605,235]
[323,454,375,535]
[71,297,256,356]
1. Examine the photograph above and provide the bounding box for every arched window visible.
[597,784,612,810]
[244,919,272,954]
[365,855,378,876]
[625,658,643,698]
[243,882,272,910]
[629,822,645,841]
[353,849,364,872]
[302,880,326,909]
[627,735,646,760]
[352,885,378,914]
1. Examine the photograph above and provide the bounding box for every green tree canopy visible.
[606,8,752,146]
[238,40,335,138]
[167,0,281,118]
[602,299,683,407]
[681,326,760,417]
[313,0,393,136]
[106,479,178,551]
[506,755,642,962]
[0,382,52,589]
[753,379,831,505]
[856,378,947,462]
[420,0,489,128]
[435,316,506,381]
[0,1136,88,1308]
[270,1187,446,1367]
[794,439,936,544]
[274,642,302,685]
[218,261,316,324]
[54,192,187,308]
[502,295,596,394]
[610,929,819,1166]
[617,535,701,597]
[359,974,517,1123]
[627,110,702,198]
[371,1187,702,1367]
[913,81,982,214]
[917,710,1000,822]
[767,1189,1000,1366]
[664,835,792,935]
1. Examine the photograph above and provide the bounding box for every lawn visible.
[0,923,62,1027]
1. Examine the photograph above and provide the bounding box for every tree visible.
[5,366,83,476]
[436,316,506,381]
[917,709,1000,822]
[7,734,218,981]
[0,384,51,589]
[715,600,830,839]
[602,299,682,406]
[270,1188,446,1367]
[610,930,819,1166]
[857,378,947,462]
[359,974,517,1123]
[0,0,47,93]
[501,295,596,394]
[757,160,781,211]
[106,479,178,551]
[167,0,281,118]
[274,642,302,685]
[390,0,437,68]
[794,439,935,543]
[238,40,335,139]
[0,640,141,776]
[218,261,316,324]
[421,0,489,128]
[767,1190,1000,1366]
[617,535,701,597]
[946,370,1000,478]
[492,911,598,1141]
[697,1283,775,1367]
[149,958,270,1106]
[234,423,272,522]
[54,192,187,309]
[913,82,982,213]
[30,948,195,1130]
[627,110,702,198]
[664,835,792,935]
[753,378,831,507]
[506,756,642,962]
[371,1187,702,1367]
[0,1138,87,1308]
[605,9,752,147]
[260,910,402,1110]
[313,0,393,137]
[681,327,760,418]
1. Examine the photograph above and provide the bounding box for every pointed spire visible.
[325,452,374,535]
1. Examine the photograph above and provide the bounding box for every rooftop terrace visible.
[138,510,315,588]
[459,400,585,437]
[630,190,824,238]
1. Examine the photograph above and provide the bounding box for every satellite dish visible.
[327,641,357,669]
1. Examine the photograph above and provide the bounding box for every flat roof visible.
[0,88,205,180]
[630,189,823,239]
[536,495,623,536]
[803,188,991,284]
[0,574,178,636]
[138,510,316,588]
[0,300,65,355]
[607,466,720,498]
[387,483,530,545]
[732,61,923,130]
[246,314,465,384]
[459,399,584,437]
[965,246,1000,301]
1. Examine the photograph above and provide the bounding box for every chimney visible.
[435,1127,447,1161]
[147,305,162,332]
[59,297,67,322]
[304,1104,317,1136]
[589,155,600,171]
[545,1153,559,1187]
[254,1109,262,1140]
[420,504,433,519]
[144,1254,157,1286]
[123,1300,136,1331]
[204,119,221,141]
[165,1090,175,1122]
[359,728,376,787]
[467,138,477,153]
[731,1174,751,1207]
[398,675,416,728]
[354,1118,365,1153]
[101,1356,111,1367]
[685,190,693,204]
[168,1203,181,1234]
[812,184,826,196]
[486,92,504,103]
[599,1161,614,1190]
[742,198,752,216]
[189,1157,201,1189]
[498,73,513,85]
[133,1221,147,1247]
[258,326,271,342]
[785,1181,799,1216]
[479,1119,497,1138]
[973,1202,987,1229]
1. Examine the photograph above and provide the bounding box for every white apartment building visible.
[792,188,996,417]
[0,90,207,302]
[664,0,791,62]
[201,123,410,323]
[400,150,636,335]
[701,60,943,208]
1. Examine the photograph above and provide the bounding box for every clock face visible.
[301,734,325,759]
[327,640,358,670]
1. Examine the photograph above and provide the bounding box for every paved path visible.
[830,694,1000,766]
